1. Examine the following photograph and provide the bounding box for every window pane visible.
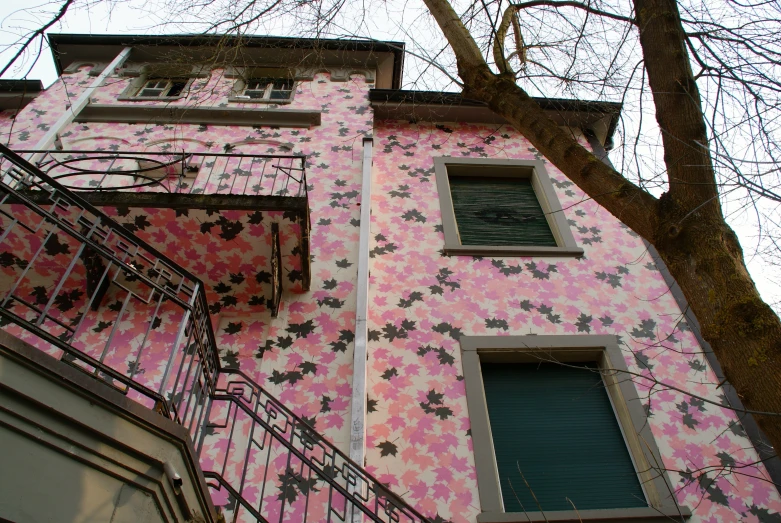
[244,78,292,100]
[482,362,646,512]
[245,80,267,91]
[269,89,292,100]
[166,80,188,97]
[145,80,168,89]
[449,176,557,247]
[138,88,165,97]
[271,78,293,90]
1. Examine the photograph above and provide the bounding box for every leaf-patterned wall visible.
[1,59,779,522]
[366,120,781,522]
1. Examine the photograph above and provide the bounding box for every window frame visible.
[117,64,206,102]
[134,78,191,99]
[434,157,583,257]
[460,335,690,523]
[239,78,294,101]
[227,68,296,104]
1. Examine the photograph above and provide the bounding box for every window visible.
[135,78,189,98]
[226,68,296,104]
[240,78,294,101]
[460,335,689,522]
[434,157,583,256]
[117,63,208,102]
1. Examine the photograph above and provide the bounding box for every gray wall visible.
[0,332,216,523]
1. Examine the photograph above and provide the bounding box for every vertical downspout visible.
[349,138,373,470]
[32,47,133,151]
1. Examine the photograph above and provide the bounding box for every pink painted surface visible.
[365,120,781,522]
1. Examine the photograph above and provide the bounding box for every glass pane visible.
[269,90,292,100]
[145,80,168,89]
[271,78,293,90]
[166,80,188,97]
[245,80,267,91]
[244,90,267,99]
[138,88,165,97]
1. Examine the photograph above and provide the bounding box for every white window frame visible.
[240,78,294,101]
[135,78,191,99]
[227,68,296,104]
[116,63,208,102]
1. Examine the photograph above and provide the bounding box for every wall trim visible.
[74,103,321,128]
[349,138,373,469]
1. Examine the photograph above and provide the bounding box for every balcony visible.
[19,149,312,316]
[26,149,306,199]
[0,144,429,522]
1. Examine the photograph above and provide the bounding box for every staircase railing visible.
[0,144,430,523]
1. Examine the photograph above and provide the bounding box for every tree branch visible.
[0,0,77,78]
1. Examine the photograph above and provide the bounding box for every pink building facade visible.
[0,34,779,523]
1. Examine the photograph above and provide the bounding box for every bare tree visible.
[418,0,781,454]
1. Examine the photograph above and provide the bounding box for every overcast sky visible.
[2,0,779,311]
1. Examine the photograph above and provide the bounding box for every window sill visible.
[477,506,691,523]
[227,97,293,105]
[116,96,187,102]
[444,244,584,257]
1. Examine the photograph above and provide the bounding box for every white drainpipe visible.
[32,47,132,151]
[349,138,373,470]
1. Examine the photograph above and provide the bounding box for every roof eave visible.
[369,89,621,149]
[47,33,406,89]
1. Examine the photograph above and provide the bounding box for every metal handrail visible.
[0,144,430,523]
[16,149,308,198]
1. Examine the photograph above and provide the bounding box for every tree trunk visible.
[422,0,781,453]
[633,0,781,449]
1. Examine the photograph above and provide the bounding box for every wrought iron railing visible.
[0,144,430,523]
[18,149,307,198]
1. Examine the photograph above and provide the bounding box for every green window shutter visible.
[449,176,557,247]
[481,362,646,513]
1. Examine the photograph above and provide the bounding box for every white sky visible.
[2,0,779,312]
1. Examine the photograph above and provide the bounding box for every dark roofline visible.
[47,33,405,89]
[0,79,44,93]
[369,89,621,148]
[0,80,44,111]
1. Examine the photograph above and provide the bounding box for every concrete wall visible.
[0,331,215,523]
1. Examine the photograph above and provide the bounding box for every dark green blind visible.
[481,362,646,513]
[449,176,557,247]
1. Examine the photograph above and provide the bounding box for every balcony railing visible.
[17,149,307,198]
[0,144,429,523]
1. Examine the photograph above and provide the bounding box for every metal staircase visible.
[0,144,430,523]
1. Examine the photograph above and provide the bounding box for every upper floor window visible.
[227,67,296,104]
[434,157,583,257]
[136,78,190,98]
[116,63,208,102]
[241,78,294,101]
